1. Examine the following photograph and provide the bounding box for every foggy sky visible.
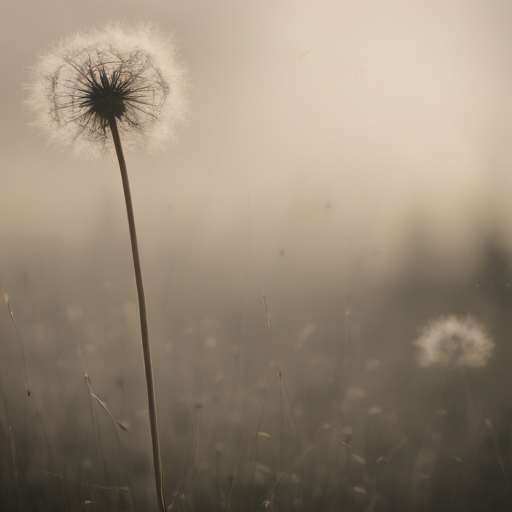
[1,1,512,312]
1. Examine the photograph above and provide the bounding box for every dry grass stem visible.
[84,373,134,510]
[4,294,32,397]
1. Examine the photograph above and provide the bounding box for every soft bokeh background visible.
[1,2,511,511]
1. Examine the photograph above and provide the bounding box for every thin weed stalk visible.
[5,293,56,508]
[85,382,112,488]
[168,406,203,511]
[261,295,309,449]
[8,425,24,512]
[225,406,245,511]
[250,383,269,512]
[226,217,252,511]
[264,445,312,507]
[77,347,112,487]
[185,406,203,508]
[261,294,285,474]
[260,295,310,508]
[4,294,32,397]
[342,293,351,374]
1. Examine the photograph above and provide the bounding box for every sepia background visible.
[1,2,511,511]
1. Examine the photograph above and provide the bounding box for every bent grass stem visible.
[84,373,134,510]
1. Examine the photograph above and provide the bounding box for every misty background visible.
[1,2,511,511]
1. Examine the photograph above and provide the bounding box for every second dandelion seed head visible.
[26,22,188,159]
[414,315,494,368]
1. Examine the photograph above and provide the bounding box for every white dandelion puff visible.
[413,315,494,368]
[25,21,187,159]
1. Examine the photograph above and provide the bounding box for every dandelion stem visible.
[108,115,165,512]
[421,365,449,453]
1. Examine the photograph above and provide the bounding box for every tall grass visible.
[1,238,511,511]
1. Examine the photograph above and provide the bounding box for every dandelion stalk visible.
[420,365,448,452]
[485,419,510,490]
[107,113,164,510]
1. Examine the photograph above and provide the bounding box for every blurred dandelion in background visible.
[413,316,497,505]
[414,315,494,368]
[25,21,187,159]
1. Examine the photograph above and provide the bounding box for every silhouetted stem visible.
[108,116,165,512]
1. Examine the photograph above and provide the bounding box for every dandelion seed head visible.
[413,315,494,368]
[25,22,188,159]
